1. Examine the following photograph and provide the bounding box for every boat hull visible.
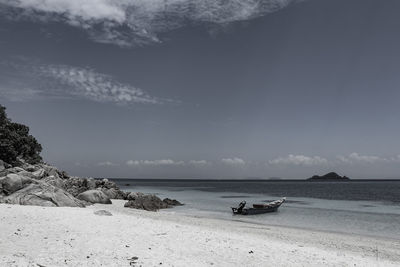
[231,198,285,215]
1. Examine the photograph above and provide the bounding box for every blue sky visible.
[1,0,400,179]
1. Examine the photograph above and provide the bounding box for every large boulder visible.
[162,198,183,206]
[124,193,168,211]
[0,174,33,195]
[77,190,112,204]
[1,182,86,207]
[100,187,128,200]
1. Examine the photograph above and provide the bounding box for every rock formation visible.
[307,172,350,181]
[0,161,123,207]
[124,192,183,211]
[0,161,182,210]
[77,190,112,204]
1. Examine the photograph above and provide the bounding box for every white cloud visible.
[337,153,388,164]
[269,154,328,166]
[390,155,400,162]
[221,157,246,166]
[97,161,119,166]
[37,64,160,104]
[1,61,164,104]
[189,160,209,166]
[0,0,299,46]
[126,159,185,166]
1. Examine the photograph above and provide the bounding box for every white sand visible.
[1,200,399,267]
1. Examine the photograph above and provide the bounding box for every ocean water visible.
[113,179,400,239]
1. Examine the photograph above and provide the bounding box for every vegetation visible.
[0,104,42,165]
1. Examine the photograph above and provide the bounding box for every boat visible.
[231,197,286,215]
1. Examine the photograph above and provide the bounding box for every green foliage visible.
[0,104,42,165]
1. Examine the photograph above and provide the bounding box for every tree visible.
[0,104,42,165]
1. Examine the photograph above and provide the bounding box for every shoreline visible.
[1,200,400,266]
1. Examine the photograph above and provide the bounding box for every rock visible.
[87,178,97,190]
[43,165,59,177]
[1,182,86,207]
[162,198,183,206]
[0,174,33,195]
[0,160,5,172]
[58,170,70,179]
[42,175,65,189]
[64,177,90,197]
[96,178,118,189]
[100,188,128,200]
[124,193,168,211]
[77,190,112,204]
[21,163,38,172]
[3,167,25,174]
[31,169,46,179]
[94,210,113,216]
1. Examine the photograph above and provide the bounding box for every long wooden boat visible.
[231,197,286,215]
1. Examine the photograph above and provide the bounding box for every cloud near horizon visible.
[126,159,185,166]
[0,0,299,46]
[97,161,120,166]
[269,154,328,166]
[221,157,246,166]
[337,153,394,164]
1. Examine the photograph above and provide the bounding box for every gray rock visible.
[3,167,25,174]
[31,169,46,179]
[162,198,183,206]
[43,165,59,177]
[21,163,38,172]
[42,175,65,189]
[124,193,168,211]
[64,177,90,196]
[0,174,33,195]
[100,187,128,200]
[1,182,86,207]
[87,178,97,190]
[77,190,112,204]
[0,160,5,172]
[94,210,113,216]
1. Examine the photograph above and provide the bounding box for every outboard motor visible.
[232,201,246,214]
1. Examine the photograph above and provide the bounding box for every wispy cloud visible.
[337,153,388,164]
[97,161,119,166]
[37,64,160,104]
[269,154,328,166]
[0,61,166,105]
[221,157,246,166]
[0,0,299,47]
[126,159,185,166]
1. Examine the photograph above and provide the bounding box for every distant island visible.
[307,172,350,181]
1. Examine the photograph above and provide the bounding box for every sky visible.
[1,0,400,179]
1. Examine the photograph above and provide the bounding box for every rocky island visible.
[307,172,350,181]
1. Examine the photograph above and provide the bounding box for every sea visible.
[112,179,400,240]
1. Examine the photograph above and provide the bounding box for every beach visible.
[1,200,399,267]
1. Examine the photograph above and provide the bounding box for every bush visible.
[0,104,42,165]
